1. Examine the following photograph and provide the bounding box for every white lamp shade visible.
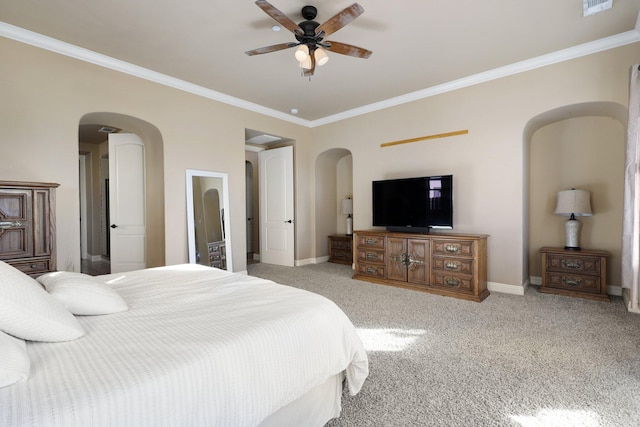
[340,198,353,215]
[555,189,592,217]
[314,48,329,66]
[295,45,309,62]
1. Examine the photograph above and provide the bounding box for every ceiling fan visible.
[245,0,372,77]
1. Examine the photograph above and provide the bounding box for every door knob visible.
[110,224,118,229]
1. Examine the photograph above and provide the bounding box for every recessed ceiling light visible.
[290,108,299,115]
[272,25,281,32]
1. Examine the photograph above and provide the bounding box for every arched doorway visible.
[78,112,165,274]
[523,102,627,289]
[315,148,353,261]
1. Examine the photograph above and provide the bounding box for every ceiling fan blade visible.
[245,42,296,56]
[303,53,316,77]
[324,41,372,59]
[316,3,364,37]
[255,0,302,34]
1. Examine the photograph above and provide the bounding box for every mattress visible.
[0,264,368,426]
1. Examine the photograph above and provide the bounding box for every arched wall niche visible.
[315,148,353,259]
[523,102,627,287]
[79,112,166,268]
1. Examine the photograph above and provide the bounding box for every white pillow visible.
[38,272,128,315]
[0,260,84,342]
[0,330,29,388]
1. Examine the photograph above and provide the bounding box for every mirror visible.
[186,169,232,271]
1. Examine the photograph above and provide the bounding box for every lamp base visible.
[564,218,582,251]
[346,215,353,236]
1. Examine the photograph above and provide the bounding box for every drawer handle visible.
[562,277,583,287]
[444,261,460,270]
[0,220,24,229]
[445,244,460,253]
[365,267,379,274]
[365,252,378,260]
[365,238,378,246]
[562,260,583,270]
[30,264,39,269]
[444,277,460,286]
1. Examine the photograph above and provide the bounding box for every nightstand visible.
[328,234,353,265]
[539,247,609,302]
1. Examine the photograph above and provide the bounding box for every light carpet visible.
[247,262,640,427]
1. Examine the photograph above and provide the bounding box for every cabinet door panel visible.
[386,237,407,282]
[407,239,429,285]
[0,189,33,259]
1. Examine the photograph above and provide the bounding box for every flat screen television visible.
[372,175,453,232]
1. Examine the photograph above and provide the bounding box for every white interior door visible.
[108,133,146,273]
[259,146,294,266]
[246,161,254,254]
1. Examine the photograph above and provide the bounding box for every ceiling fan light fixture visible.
[298,56,312,70]
[294,45,309,62]
[314,48,329,66]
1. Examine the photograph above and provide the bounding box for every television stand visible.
[353,229,489,302]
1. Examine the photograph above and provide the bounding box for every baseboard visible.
[488,281,525,296]
[295,257,327,266]
[529,276,542,286]
[607,285,623,297]
[85,254,108,262]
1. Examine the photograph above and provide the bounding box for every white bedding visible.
[0,264,368,426]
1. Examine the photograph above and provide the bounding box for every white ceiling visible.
[1,0,640,124]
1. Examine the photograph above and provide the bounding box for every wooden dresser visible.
[0,181,58,277]
[207,240,227,270]
[328,234,353,265]
[353,229,489,302]
[539,247,609,302]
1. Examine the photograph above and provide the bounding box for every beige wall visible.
[245,151,260,256]
[2,33,639,291]
[529,116,625,285]
[0,36,312,273]
[311,43,640,290]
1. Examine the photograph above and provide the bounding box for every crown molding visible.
[310,29,640,127]
[2,21,639,129]
[0,21,312,127]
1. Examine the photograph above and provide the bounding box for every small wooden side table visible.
[539,247,609,302]
[328,234,353,265]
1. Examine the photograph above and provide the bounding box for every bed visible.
[0,263,368,426]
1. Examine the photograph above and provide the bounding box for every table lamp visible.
[554,189,592,250]
[341,198,353,235]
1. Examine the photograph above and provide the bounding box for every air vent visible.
[583,0,613,16]
[98,126,118,133]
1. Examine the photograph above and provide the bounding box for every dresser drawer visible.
[356,235,385,250]
[331,239,352,250]
[331,249,352,262]
[430,273,474,293]
[9,259,51,276]
[356,263,385,279]
[545,272,601,294]
[356,248,385,264]
[432,257,474,275]
[546,254,601,276]
[431,239,474,258]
